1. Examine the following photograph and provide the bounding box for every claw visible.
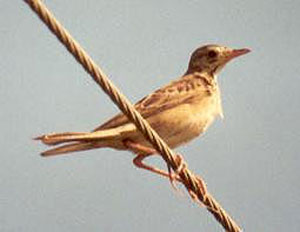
[167,154,186,193]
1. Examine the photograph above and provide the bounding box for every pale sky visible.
[1,1,300,231]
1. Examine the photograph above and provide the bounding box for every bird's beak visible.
[227,48,251,60]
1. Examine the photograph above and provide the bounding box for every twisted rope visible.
[24,1,241,231]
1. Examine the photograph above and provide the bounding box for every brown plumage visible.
[35,45,250,161]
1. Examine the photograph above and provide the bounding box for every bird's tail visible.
[34,129,121,146]
[38,141,108,157]
[34,126,133,157]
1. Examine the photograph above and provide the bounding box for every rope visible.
[24,1,242,231]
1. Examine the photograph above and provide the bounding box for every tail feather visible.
[34,129,122,146]
[41,141,106,157]
[35,124,137,156]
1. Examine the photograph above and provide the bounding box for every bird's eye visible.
[208,50,217,58]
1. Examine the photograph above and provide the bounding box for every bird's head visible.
[186,44,250,76]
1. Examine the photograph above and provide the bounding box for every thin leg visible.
[173,154,208,198]
[123,140,207,197]
[123,140,181,182]
[132,153,182,182]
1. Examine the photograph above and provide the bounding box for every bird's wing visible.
[94,73,213,131]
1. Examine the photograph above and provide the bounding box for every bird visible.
[35,44,250,183]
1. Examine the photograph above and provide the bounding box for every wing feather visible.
[94,73,214,131]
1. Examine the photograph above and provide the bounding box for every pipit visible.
[35,44,250,188]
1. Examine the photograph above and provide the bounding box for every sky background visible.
[1,1,300,231]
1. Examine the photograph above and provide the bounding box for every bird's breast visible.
[190,91,222,132]
[146,91,222,148]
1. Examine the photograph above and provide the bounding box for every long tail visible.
[34,129,123,146]
[34,126,134,157]
[39,141,108,157]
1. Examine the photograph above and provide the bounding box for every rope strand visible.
[24,1,241,231]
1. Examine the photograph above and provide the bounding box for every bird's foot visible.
[168,154,208,204]
[167,154,186,191]
[123,140,207,201]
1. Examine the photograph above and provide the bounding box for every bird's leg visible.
[173,154,208,200]
[123,140,181,183]
[132,153,181,183]
[123,140,207,197]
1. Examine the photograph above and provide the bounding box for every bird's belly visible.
[147,100,220,148]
